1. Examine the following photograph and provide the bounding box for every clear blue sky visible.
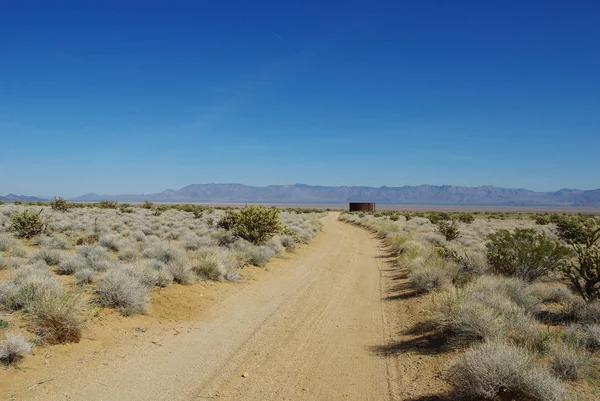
[1,1,599,197]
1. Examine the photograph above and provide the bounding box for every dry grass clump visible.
[56,254,87,275]
[565,324,600,351]
[280,235,297,251]
[30,293,84,344]
[141,241,185,265]
[189,248,225,280]
[30,248,64,266]
[6,245,28,258]
[0,266,83,344]
[0,333,33,365]
[409,255,457,293]
[435,276,540,347]
[97,268,150,316]
[36,234,70,250]
[447,341,565,401]
[0,233,17,251]
[250,246,276,267]
[548,344,596,381]
[531,283,578,304]
[75,268,96,284]
[118,247,140,262]
[77,245,114,271]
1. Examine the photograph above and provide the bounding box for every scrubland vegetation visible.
[0,201,321,365]
[340,210,600,400]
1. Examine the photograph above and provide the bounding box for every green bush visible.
[118,203,134,213]
[534,215,550,225]
[486,229,571,282]
[13,200,22,205]
[560,222,600,301]
[436,219,461,241]
[141,201,154,209]
[50,197,69,212]
[218,205,283,245]
[458,213,475,224]
[555,217,591,244]
[96,200,118,209]
[11,209,48,239]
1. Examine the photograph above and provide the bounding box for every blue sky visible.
[1,1,599,197]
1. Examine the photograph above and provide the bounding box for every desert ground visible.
[1,203,599,400]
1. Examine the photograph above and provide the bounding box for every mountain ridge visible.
[68,183,600,207]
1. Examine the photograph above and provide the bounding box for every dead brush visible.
[30,293,84,344]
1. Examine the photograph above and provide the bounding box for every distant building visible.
[349,202,376,212]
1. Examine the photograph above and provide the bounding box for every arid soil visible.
[2,213,448,400]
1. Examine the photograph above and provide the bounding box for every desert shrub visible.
[409,256,457,293]
[218,205,282,245]
[119,263,160,287]
[180,234,204,250]
[37,234,70,250]
[142,242,184,265]
[549,344,595,381]
[458,213,475,224]
[6,245,28,258]
[265,237,284,254]
[573,301,600,324]
[250,246,276,267]
[530,283,577,304]
[569,324,600,351]
[446,341,565,401]
[141,201,154,209]
[280,235,296,251]
[559,222,600,301]
[57,255,87,275]
[534,214,551,225]
[189,249,225,280]
[477,276,539,311]
[436,291,505,346]
[77,245,113,271]
[387,232,413,255]
[435,277,539,347]
[30,249,63,266]
[96,200,117,209]
[11,209,48,239]
[76,234,99,245]
[30,293,83,344]
[486,229,571,282]
[97,268,149,315]
[13,200,22,205]
[0,333,33,365]
[0,234,16,251]
[118,248,139,262]
[50,197,69,212]
[436,220,460,241]
[75,268,95,284]
[99,235,121,251]
[0,282,19,310]
[555,217,590,244]
[424,232,446,246]
[11,272,64,313]
[167,261,195,284]
[140,259,174,287]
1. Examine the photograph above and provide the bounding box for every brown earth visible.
[1,213,449,400]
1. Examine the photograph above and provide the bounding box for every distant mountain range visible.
[0,194,47,202]
[69,183,600,207]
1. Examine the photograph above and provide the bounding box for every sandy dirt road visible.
[9,213,410,401]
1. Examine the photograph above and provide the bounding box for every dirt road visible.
[11,213,407,400]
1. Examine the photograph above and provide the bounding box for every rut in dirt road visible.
[22,214,395,401]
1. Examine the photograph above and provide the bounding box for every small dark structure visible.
[349,202,376,212]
